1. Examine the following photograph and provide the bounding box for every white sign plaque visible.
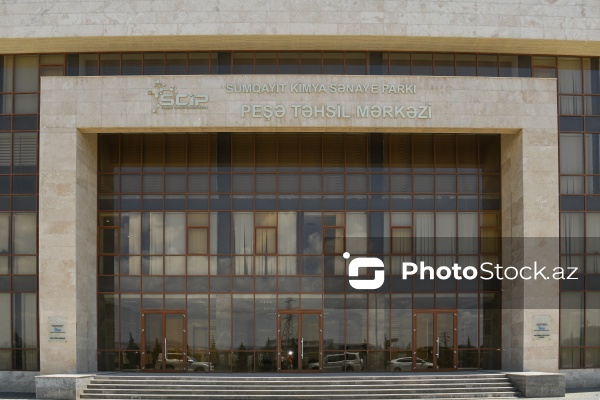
[533,315,551,340]
[49,317,67,343]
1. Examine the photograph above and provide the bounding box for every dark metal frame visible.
[96,132,502,373]
[140,309,187,372]
[276,310,322,372]
[412,309,458,371]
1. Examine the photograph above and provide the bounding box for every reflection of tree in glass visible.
[438,330,452,367]
[209,335,218,368]
[264,337,275,351]
[236,342,248,371]
[260,338,276,371]
[281,298,296,347]
[440,331,451,349]
[151,338,161,368]
[280,298,298,369]
[126,332,140,369]
[13,333,22,370]
[457,336,478,368]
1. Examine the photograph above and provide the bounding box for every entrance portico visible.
[38,74,558,378]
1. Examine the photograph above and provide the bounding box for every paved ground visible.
[548,388,600,399]
[0,394,34,400]
[532,389,600,400]
[0,388,598,399]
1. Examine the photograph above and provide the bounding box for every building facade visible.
[0,0,599,392]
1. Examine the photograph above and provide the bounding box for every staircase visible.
[79,373,521,399]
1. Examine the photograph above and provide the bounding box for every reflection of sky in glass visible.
[369,294,390,349]
[255,295,276,350]
[13,213,36,254]
[165,213,185,254]
[120,213,140,254]
[302,212,322,254]
[0,214,8,253]
[210,294,231,350]
[232,294,254,349]
[187,295,209,352]
[119,294,140,346]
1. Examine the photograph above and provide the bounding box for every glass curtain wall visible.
[63,52,530,77]
[553,55,600,368]
[0,54,62,371]
[97,132,502,372]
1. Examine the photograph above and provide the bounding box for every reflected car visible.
[388,357,433,371]
[308,352,363,372]
[156,353,214,371]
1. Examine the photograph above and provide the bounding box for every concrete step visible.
[80,394,521,399]
[93,373,508,380]
[83,387,517,393]
[80,373,521,399]
[94,374,508,382]
[89,377,512,382]
[85,382,515,390]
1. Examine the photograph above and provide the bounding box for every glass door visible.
[413,311,457,371]
[414,312,434,371]
[278,311,322,371]
[436,312,455,369]
[141,311,186,372]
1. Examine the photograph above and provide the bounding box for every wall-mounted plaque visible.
[49,317,67,343]
[533,315,551,340]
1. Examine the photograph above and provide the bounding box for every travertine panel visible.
[39,75,558,133]
[38,74,558,374]
[501,127,561,372]
[1,1,600,55]
[39,93,97,374]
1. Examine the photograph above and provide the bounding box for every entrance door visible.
[141,311,186,371]
[413,311,457,371]
[278,311,322,371]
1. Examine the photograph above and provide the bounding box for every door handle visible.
[164,338,167,355]
[436,337,440,358]
[301,338,304,360]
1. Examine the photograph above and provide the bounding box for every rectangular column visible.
[39,85,98,374]
[501,127,560,372]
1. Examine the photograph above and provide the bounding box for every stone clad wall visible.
[0,0,598,40]
[0,1,599,54]
[40,75,557,133]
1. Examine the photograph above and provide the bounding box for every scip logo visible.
[148,80,209,113]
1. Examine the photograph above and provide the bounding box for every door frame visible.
[141,310,187,372]
[412,309,457,371]
[277,310,322,372]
